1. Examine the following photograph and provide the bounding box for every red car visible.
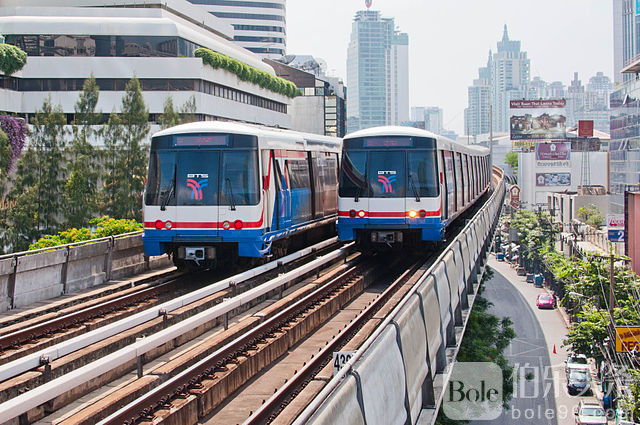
[536,294,556,309]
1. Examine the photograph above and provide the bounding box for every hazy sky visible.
[286,0,614,135]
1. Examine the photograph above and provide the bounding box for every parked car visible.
[567,369,591,395]
[526,273,534,283]
[536,294,556,309]
[516,267,526,276]
[566,354,589,374]
[574,399,607,424]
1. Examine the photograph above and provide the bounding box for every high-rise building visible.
[346,9,409,133]
[465,26,529,137]
[566,72,611,133]
[187,0,286,59]
[464,52,492,137]
[491,25,530,133]
[613,0,637,84]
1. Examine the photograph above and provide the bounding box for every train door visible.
[273,150,292,230]
[367,150,406,224]
[439,151,447,219]
[175,150,220,236]
[443,150,455,219]
[262,150,274,231]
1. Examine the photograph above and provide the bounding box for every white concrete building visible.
[0,0,291,134]
[186,0,286,60]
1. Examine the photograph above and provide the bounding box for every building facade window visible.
[232,24,285,33]
[188,0,284,9]
[209,12,285,22]
[6,35,202,57]
[0,77,287,114]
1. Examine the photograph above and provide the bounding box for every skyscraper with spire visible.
[464,25,530,136]
[491,25,530,132]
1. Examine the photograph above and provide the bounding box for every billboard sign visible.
[609,229,625,243]
[607,214,625,228]
[510,99,567,141]
[535,173,571,186]
[616,326,640,352]
[509,185,521,209]
[578,120,594,137]
[535,142,571,161]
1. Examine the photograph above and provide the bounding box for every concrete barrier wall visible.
[0,233,172,310]
[303,176,506,425]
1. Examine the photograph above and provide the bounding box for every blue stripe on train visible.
[337,218,445,242]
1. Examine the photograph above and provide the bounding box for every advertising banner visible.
[535,173,571,186]
[509,185,521,209]
[616,327,640,353]
[535,142,570,161]
[510,99,567,141]
[578,120,594,137]
[607,214,625,228]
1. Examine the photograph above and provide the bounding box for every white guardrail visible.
[289,174,505,425]
[0,238,346,424]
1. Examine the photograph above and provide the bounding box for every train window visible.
[145,150,176,206]
[220,150,259,205]
[176,151,220,206]
[460,154,469,204]
[287,158,311,189]
[339,150,368,198]
[369,151,405,198]
[407,150,438,197]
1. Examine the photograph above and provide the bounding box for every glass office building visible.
[609,80,640,214]
[346,10,408,133]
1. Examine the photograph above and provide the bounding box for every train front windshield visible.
[339,136,439,199]
[145,133,260,207]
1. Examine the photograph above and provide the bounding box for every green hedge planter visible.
[0,44,27,77]
[194,48,299,98]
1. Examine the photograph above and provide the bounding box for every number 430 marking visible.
[333,351,356,376]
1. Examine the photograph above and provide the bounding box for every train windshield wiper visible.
[160,165,176,211]
[225,177,236,211]
[355,184,364,202]
[409,174,421,202]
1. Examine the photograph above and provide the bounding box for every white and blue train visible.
[337,126,490,250]
[143,122,341,269]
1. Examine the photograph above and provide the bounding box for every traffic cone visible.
[553,344,557,354]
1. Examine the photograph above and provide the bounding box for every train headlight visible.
[419,210,427,218]
[357,210,366,218]
[408,210,418,218]
[222,221,231,230]
[154,220,164,230]
[164,221,173,229]
[349,209,356,218]
[233,220,244,230]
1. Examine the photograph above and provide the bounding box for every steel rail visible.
[0,237,339,384]
[243,256,427,425]
[0,241,349,424]
[98,255,363,425]
[0,278,182,351]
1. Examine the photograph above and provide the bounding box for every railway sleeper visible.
[50,257,361,425]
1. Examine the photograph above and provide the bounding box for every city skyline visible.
[287,0,613,135]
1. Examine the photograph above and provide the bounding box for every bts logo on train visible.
[377,170,397,193]
[186,173,209,201]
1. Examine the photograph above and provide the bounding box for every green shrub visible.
[0,44,27,77]
[194,48,298,98]
[28,217,142,250]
